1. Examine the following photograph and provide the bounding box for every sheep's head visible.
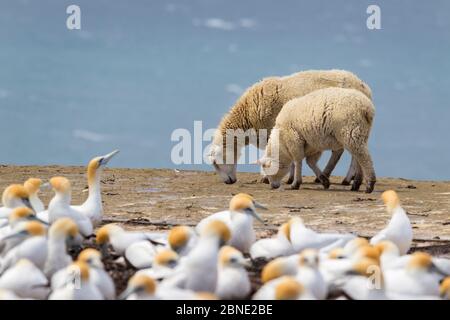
[257,156,289,189]
[209,143,237,184]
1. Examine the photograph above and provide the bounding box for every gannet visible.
[23,178,47,213]
[383,252,441,297]
[136,249,180,280]
[162,220,231,293]
[440,277,450,300]
[0,185,32,225]
[250,221,295,260]
[196,193,266,252]
[253,276,316,300]
[0,221,47,273]
[44,218,79,277]
[215,246,251,299]
[49,261,104,300]
[72,150,119,226]
[0,289,20,300]
[120,274,158,300]
[96,223,166,256]
[168,225,197,256]
[52,248,115,300]
[370,190,413,255]
[47,177,93,237]
[0,259,49,299]
[288,217,355,252]
[260,249,327,299]
[0,207,48,255]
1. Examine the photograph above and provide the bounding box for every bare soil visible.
[1,165,449,296]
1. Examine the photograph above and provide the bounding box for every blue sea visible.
[0,0,449,180]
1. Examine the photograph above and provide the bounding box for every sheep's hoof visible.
[286,177,294,184]
[365,181,376,193]
[260,176,270,184]
[320,175,330,189]
[341,179,351,186]
[351,180,362,191]
[290,182,301,190]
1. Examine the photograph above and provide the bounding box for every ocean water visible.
[0,0,449,180]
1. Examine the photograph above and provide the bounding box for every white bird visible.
[0,221,47,273]
[0,184,33,224]
[0,289,20,300]
[72,150,119,226]
[162,220,231,293]
[49,261,104,300]
[96,224,166,256]
[120,274,158,300]
[44,218,80,277]
[288,217,355,252]
[0,207,48,255]
[250,221,295,260]
[47,177,93,237]
[167,225,197,257]
[215,246,251,299]
[136,249,180,280]
[23,178,47,213]
[260,249,327,299]
[196,193,266,253]
[383,251,441,297]
[125,240,159,269]
[52,249,115,300]
[370,190,413,255]
[253,276,316,300]
[0,259,49,299]
[440,277,450,300]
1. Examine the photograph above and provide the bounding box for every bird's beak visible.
[99,150,120,166]
[240,258,252,268]
[253,201,268,210]
[30,215,49,225]
[2,230,27,240]
[22,198,34,211]
[40,182,51,191]
[245,208,265,224]
[118,287,136,300]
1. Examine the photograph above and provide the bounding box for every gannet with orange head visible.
[136,248,180,280]
[23,178,47,213]
[0,221,47,273]
[71,150,119,226]
[195,193,266,253]
[370,190,413,255]
[51,248,115,299]
[253,276,316,300]
[250,220,295,259]
[47,177,93,237]
[49,261,104,300]
[0,185,32,225]
[215,245,251,299]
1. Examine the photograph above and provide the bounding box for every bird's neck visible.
[86,168,102,204]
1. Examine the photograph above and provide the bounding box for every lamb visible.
[258,87,376,193]
[209,69,372,185]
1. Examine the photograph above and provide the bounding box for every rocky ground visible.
[1,165,449,296]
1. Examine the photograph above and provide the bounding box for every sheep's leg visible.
[351,163,363,191]
[290,160,303,190]
[348,147,376,193]
[319,149,344,181]
[342,157,357,185]
[306,153,330,190]
[286,162,295,184]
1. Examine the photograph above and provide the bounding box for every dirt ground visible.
[1,165,449,295]
[1,165,449,246]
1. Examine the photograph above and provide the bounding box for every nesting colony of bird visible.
[0,70,449,300]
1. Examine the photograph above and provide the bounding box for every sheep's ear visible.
[256,157,267,166]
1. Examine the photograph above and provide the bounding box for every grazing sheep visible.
[258,87,376,193]
[209,69,372,184]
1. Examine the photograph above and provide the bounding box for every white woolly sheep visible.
[258,87,376,193]
[209,69,372,184]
